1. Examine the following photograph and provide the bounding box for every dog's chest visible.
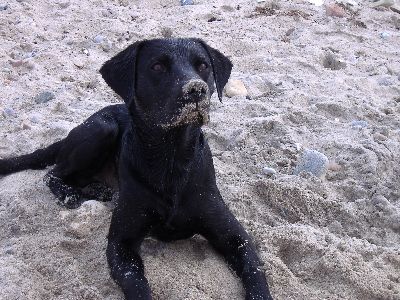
[150,209,195,242]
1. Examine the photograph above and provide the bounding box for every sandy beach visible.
[0,0,399,299]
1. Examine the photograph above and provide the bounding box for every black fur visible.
[0,38,273,300]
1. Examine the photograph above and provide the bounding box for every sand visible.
[0,0,399,299]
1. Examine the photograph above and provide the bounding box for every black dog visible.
[0,38,273,300]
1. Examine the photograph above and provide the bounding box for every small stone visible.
[93,35,104,44]
[59,1,70,8]
[350,120,368,129]
[101,40,112,52]
[2,107,17,118]
[371,195,391,212]
[373,133,387,141]
[293,149,329,178]
[391,5,400,14]
[322,52,346,70]
[21,121,31,130]
[5,247,14,255]
[379,31,390,39]
[34,91,55,104]
[29,113,41,123]
[263,167,277,176]
[377,77,393,86]
[9,59,24,67]
[82,48,89,56]
[327,161,341,171]
[308,0,323,5]
[371,0,394,8]
[180,0,194,5]
[161,27,173,38]
[224,79,248,98]
[325,3,346,17]
[0,4,8,10]
[73,58,85,68]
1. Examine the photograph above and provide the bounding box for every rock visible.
[101,40,112,52]
[308,0,324,5]
[34,91,55,104]
[327,161,341,171]
[325,3,346,17]
[2,107,17,118]
[373,133,387,141]
[377,77,392,86]
[9,59,24,67]
[160,27,173,38]
[371,0,394,8]
[371,195,391,212]
[224,79,248,98]
[322,52,346,70]
[93,35,104,44]
[0,4,8,10]
[180,0,194,5]
[379,32,390,39]
[293,149,329,178]
[58,1,70,8]
[391,5,400,14]
[73,58,85,69]
[350,120,368,129]
[21,121,31,130]
[263,167,277,176]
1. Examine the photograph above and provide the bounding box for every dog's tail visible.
[0,140,63,176]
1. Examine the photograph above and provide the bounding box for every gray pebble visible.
[379,31,390,39]
[101,40,112,52]
[322,52,346,70]
[350,120,368,129]
[181,0,194,5]
[93,35,104,44]
[2,107,17,118]
[377,77,393,86]
[293,149,329,178]
[29,113,41,123]
[34,91,55,104]
[4,246,14,255]
[0,4,8,10]
[263,167,277,176]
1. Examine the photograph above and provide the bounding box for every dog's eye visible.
[151,63,166,72]
[198,62,208,72]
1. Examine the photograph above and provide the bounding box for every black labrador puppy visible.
[0,38,273,300]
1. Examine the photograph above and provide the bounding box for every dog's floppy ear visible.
[196,39,233,102]
[99,41,143,105]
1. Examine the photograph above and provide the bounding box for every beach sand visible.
[0,0,399,299]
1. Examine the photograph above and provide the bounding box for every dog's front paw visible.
[246,288,274,300]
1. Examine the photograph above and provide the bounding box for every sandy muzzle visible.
[161,100,210,129]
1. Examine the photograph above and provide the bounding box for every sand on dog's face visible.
[0,1,399,299]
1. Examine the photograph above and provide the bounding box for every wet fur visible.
[0,38,273,300]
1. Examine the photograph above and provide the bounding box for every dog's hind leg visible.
[81,182,114,202]
[0,140,63,176]
[44,109,122,208]
[44,170,83,209]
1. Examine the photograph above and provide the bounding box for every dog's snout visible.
[188,86,206,96]
[182,80,209,102]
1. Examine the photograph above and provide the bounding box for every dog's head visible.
[100,38,232,129]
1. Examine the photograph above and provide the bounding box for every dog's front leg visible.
[107,194,155,300]
[197,191,273,300]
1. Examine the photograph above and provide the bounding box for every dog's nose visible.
[182,80,209,103]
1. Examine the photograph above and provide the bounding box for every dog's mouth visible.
[161,100,210,129]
